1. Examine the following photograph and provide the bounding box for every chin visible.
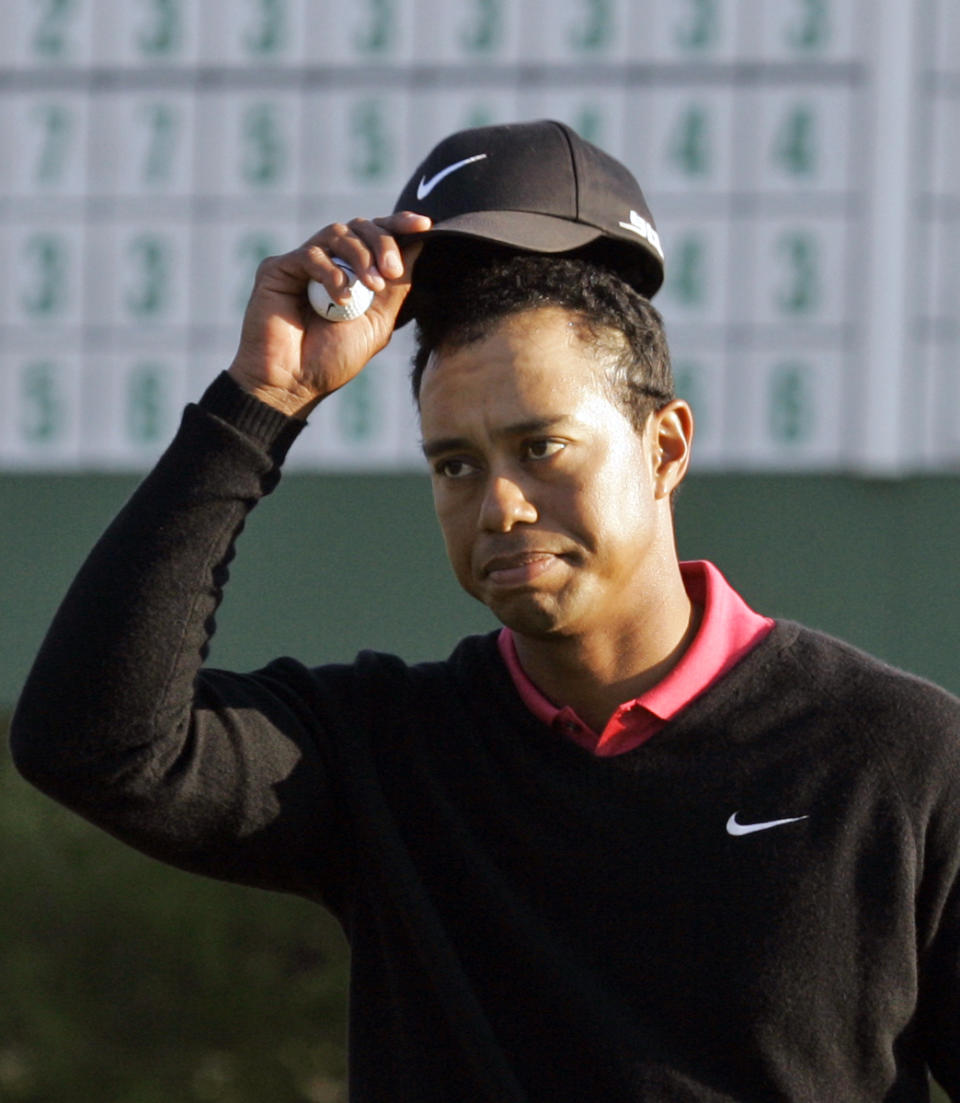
[487,594,571,639]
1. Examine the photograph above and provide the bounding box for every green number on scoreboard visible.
[463,103,497,130]
[460,0,502,54]
[669,105,711,178]
[339,372,377,442]
[667,234,708,307]
[785,0,830,52]
[773,104,818,178]
[20,362,63,443]
[140,102,179,186]
[775,230,819,316]
[32,0,77,60]
[350,100,391,183]
[568,0,614,53]
[125,235,171,318]
[127,364,167,444]
[33,102,73,186]
[241,103,286,188]
[243,0,286,55]
[768,362,813,444]
[674,0,719,51]
[354,0,395,54]
[21,234,68,318]
[137,0,182,57]
[572,106,605,147]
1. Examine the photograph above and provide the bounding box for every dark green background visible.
[2,470,958,1101]
[4,469,960,704]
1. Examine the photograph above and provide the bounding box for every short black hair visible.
[407,241,674,434]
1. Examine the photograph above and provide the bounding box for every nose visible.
[479,474,538,532]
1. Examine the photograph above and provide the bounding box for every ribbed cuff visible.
[198,372,306,464]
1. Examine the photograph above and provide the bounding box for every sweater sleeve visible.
[917,760,960,1100]
[9,374,352,903]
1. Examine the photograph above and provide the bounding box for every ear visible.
[650,400,694,499]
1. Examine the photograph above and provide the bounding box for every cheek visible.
[432,493,475,572]
[572,465,654,554]
[597,438,653,506]
[550,469,628,545]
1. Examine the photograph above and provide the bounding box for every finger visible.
[295,234,373,303]
[297,212,431,302]
[299,224,388,296]
[374,210,433,232]
[370,212,431,279]
[293,224,367,288]
[366,239,425,326]
[346,213,430,284]
[341,218,398,287]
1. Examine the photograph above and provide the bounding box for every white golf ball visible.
[307,260,375,322]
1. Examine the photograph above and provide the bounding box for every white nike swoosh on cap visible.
[726,812,809,836]
[416,153,488,200]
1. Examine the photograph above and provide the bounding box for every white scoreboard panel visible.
[0,0,957,474]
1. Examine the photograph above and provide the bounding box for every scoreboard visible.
[0,0,957,474]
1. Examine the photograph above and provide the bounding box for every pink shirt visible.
[497,560,775,757]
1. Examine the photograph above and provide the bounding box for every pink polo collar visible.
[497,560,774,756]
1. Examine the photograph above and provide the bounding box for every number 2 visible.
[32,0,76,60]
[459,0,502,53]
[137,0,181,57]
[784,0,830,52]
[243,0,286,55]
[674,0,719,52]
[568,0,614,53]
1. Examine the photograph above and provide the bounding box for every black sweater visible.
[11,377,960,1102]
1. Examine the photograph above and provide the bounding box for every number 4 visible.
[773,104,818,178]
[669,105,711,178]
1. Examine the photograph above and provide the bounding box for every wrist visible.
[226,364,321,420]
[200,373,307,462]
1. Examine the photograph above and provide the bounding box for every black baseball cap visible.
[393,119,664,326]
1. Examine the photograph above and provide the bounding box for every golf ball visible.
[307,260,375,322]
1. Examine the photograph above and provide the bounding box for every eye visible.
[434,457,478,479]
[524,439,566,461]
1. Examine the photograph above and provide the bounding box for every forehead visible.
[418,306,617,426]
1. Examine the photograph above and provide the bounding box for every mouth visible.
[481,551,567,587]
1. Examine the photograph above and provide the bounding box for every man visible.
[11,121,960,1101]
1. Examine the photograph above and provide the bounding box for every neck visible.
[512,564,700,733]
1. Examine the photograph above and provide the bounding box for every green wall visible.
[3,470,960,710]
[2,469,958,1102]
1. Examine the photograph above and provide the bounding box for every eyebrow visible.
[421,416,576,459]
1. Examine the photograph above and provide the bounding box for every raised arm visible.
[9,213,429,899]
